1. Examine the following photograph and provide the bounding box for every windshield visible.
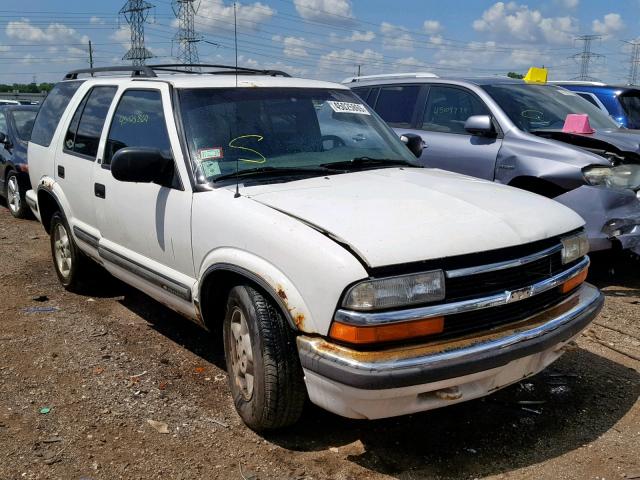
[483,84,620,132]
[178,87,417,184]
[11,110,37,141]
[618,91,640,128]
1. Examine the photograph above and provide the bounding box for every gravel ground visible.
[0,204,638,480]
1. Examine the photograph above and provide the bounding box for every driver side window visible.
[103,89,171,166]
[422,86,488,135]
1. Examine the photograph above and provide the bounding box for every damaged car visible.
[347,73,640,256]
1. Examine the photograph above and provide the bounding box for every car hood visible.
[531,128,640,158]
[242,168,584,267]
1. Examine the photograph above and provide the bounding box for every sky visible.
[1,0,639,84]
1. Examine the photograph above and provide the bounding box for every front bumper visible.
[298,282,603,419]
[555,185,640,255]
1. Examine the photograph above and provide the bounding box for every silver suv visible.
[346,73,640,257]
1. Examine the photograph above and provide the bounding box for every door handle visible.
[57,165,65,178]
[94,183,105,199]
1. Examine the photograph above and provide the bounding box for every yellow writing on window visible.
[229,134,266,164]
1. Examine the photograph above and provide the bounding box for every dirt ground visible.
[0,205,638,480]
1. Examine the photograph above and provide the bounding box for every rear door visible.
[410,85,502,180]
[56,85,117,234]
[92,84,195,316]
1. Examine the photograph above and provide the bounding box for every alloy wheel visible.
[229,306,255,401]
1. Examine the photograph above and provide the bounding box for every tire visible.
[223,285,306,431]
[6,172,29,219]
[49,211,91,292]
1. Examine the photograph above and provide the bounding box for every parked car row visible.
[345,72,640,257]
[3,64,638,431]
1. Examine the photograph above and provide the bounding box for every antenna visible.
[233,1,240,199]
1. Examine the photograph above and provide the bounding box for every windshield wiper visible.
[320,157,419,170]
[212,166,338,183]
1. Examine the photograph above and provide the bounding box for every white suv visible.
[27,65,603,431]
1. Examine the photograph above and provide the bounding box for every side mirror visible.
[464,115,496,136]
[111,147,174,185]
[400,133,424,158]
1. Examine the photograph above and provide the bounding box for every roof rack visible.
[63,64,290,80]
[149,64,291,77]
[64,66,156,80]
[342,72,438,83]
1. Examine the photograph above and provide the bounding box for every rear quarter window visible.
[30,81,84,147]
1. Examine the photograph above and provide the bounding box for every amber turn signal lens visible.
[560,267,588,294]
[329,317,445,345]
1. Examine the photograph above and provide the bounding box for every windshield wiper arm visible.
[320,157,419,170]
[212,166,338,183]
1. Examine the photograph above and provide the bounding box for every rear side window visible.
[575,92,601,109]
[374,85,420,128]
[64,86,117,159]
[104,89,171,166]
[618,92,640,127]
[352,87,371,103]
[422,86,488,134]
[31,81,84,147]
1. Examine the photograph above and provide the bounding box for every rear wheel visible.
[223,285,306,431]
[49,212,91,292]
[6,172,29,218]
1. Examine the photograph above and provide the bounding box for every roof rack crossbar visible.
[148,63,290,77]
[64,66,156,80]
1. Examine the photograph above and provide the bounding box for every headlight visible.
[583,164,640,190]
[342,270,445,311]
[561,231,589,264]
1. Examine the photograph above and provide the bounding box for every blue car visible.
[552,82,640,129]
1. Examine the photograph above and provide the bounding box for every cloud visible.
[380,22,414,50]
[197,0,275,31]
[318,48,384,73]
[272,35,311,57]
[473,2,578,45]
[592,13,624,36]
[110,26,131,49]
[556,0,579,8]
[6,20,89,44]
[423,20,442,34]
[89,16,106,25]
[293,0,354,25]
[329,30,375,43]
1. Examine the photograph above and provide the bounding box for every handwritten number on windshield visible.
[229,134,267,164]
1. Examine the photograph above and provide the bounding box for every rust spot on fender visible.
[276,286,288,301]
[294,313,305,330]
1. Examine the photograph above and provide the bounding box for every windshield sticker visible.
[229,134,267,164]
[201,160,221,177]
[327,101,370,115]
[198,147,223,160]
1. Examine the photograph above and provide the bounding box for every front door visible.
[92,85,195,316]
[410,85,502,181]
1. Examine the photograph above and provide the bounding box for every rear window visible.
[12,110,38,141]
[618,92,640,128]
[30,81,84,147]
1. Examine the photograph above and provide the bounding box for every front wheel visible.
[223,285,306,431]
[6,172,29,218]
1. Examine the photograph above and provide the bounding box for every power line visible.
[570,34,604,81]
[119,0,155,65]
[172,0,202,69]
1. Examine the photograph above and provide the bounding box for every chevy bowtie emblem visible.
[507,286,534,303]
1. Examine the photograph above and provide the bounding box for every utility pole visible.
[119,0,154,66]
[88,40,94,69]
[356,64,361,76]
[172,0,202,70]
[623,40,640,85]
[570,35,604,81]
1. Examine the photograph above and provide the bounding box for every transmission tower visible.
[570,35,604,81]
[172,0,202,70]
[623,40,640,85]
[119,0,154,66]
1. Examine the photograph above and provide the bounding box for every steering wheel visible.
[321,135,346,150]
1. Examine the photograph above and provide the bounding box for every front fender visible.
[196,247,317,333]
